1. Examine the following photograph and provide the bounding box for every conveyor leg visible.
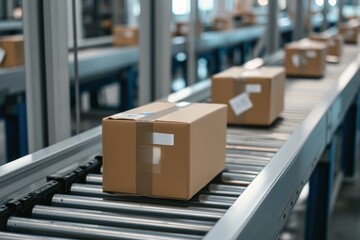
[4,94,28,162]
[341,93,360,181]
[120,67,138,111]
[305,138,336,240]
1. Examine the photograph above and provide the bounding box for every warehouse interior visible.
[0,0,359,239]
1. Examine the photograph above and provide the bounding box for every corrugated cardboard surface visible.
[309,33,343,58]
[113,26,139,46]
[0,35,24,68]
[285,39,327,78]
[212,67,285,126]
[102,102,227,200]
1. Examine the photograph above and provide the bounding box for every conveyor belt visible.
[0,44,359,239]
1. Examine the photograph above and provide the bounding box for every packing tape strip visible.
[134,102,193,195]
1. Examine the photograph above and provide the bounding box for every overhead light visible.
[258,0,268,6]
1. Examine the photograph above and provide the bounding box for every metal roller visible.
[86,172,256,188]
[73,183,244,199]
[52,194,225,221]
[32,205,213,235]
[7,217,202,240]
[224,163,263,175]
[0,232,73,240]
[226,145,279,153]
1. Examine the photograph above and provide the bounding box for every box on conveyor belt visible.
[211,66,285,126]
[309,32,343,60]
[284,39,327,78]
[338,20,360,44]
[0,35,24,68]
[175,22,203,36]
[102,101,227,200]
[113,25,139,46]
[212,17,233,31]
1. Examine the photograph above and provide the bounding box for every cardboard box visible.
[233,11,257,26]
[102,102,227,200]
[212,67,285,126]
[338,21,359,44]
[0,35,24,68]
[175,22,203,36]
[285,39,327,78]
[113,25,139,46]
[212,17,233,31]
[309,32,343,59]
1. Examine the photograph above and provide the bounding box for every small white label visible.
[241,70,262,77]
[292,54,301,67]
[152,147,161,165]
[246,84,262,93]
[305,50,317,58]
[176,102,190,107]
[0,47,5,64]
[229,92,253,116]
[153,132,174,146]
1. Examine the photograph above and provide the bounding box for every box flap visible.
[212,66,285,80]
[286,38,327,50]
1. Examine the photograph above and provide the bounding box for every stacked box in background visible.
[212,67,285,126]
[102,102,227,200]
[113,25,139,46]
[212,17,233,31]
[309,32,343,60]
[175,22,203,36]
[338,20,360,44]
[0,35,24,68]
[285,39,327,78]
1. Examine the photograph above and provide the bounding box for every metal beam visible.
[321,0,329,31]
[23,0,71,152]
[187,0,199,86]
[267,0,279,54]
[292,0,306,40]
[139,0,171,104]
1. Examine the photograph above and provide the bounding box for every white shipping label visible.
[291,54,301,67]
[246,84,262,93]
[229,92,253,116]
[0,47,5,64]
[305,50,317,58]
[152,147,161,165]
[153,133,174,146]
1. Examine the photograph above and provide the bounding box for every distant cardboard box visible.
[0,35,24,68]
[212,17,233,31]
[102,102,227,200]
[309,32,343,61]
[212,66,285,126]
[338,20,359,44]
[113,25,139,46]
[175,22,203,36]
[285,39,327,78]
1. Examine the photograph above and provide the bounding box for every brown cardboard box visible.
[233,11,257,26]
[285,39,327,78]
[212,17,233,31]
[102,102,227,200]
[212,67,285,126]
[338,21,359,44]
[0,35,24,68]
[113,25,139,46]
[309,32,343,59]
[175,22,203,36]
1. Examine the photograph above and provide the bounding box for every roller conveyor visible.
[0,44,359,239]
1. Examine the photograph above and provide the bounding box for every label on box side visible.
[153,132,174,146]
[0,47,5,64]
[246,84,261,93]
[229,92,253,116]
[305,50,317,58]
[292,54,301,67]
